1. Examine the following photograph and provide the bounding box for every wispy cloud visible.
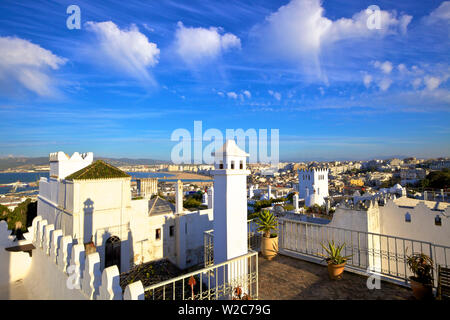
[251,0,412,80]
[85,21,160,85]
[423,1,450,24]
[0,36,67,97]
[173,21,241,66]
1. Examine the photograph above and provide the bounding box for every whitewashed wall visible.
[0,221,33,297]
[23,217,143,300]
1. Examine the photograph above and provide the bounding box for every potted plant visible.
[255,210,279,260]
[320,241,352,280]
[407,253,434,300]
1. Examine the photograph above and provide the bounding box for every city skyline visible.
[0,0,449,160]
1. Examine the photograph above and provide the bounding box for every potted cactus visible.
[255,210,279,260]
[320,241,352,280]
[407,253,434,300]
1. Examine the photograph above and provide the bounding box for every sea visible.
[0,172,49,195]
[0,171,211,195]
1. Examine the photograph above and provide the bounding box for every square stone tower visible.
[298,168,329,206]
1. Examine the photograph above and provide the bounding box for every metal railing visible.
[144,251,258,300]
[248,219,261,252]
[406,189,449,203]
[204,230,214,267]
[204,220,261,267]
[278,217,450,287]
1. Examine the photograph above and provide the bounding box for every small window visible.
[239,161,243,169]
[231,161,235,169]
[435,215,442,226]
[405,212,411,223]
[219,161,223,169]
[155,228,161,240]
[169,225,174,237]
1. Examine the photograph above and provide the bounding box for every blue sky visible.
[0,0,449,162]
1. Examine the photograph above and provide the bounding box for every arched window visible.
[230,161,235,169]
[105,236,121,271]
[239,161,243,169]
[435,215,442,226]
[405,212,411,223]
[219,161,223,169]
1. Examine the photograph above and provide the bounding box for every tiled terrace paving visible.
[258,254,414,300]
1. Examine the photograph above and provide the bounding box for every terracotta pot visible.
[261,235,278,260]
[327,261,346,280]
[410,278,433,300]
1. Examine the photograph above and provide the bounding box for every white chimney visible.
[212,139,249,263]
[207,186,214,209]
[175,180,183,214]
[293,193,299,212]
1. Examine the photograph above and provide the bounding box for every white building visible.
[0,141,254,300]
[330,195,450,248]
[298,168,329,206]
[37,151,214,272]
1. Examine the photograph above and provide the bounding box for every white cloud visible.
[221,33,241,51]
[0,36,67,96]
[268,90,282,101]
[253,0,412,77]
[363,74,373,88]
[378,78,392,91]
[85,21,160,83]
[398,64,408,73]
[227,92,238,99]
[373,61,393,74]
[424,1,450,24]
[319,87,325,95]
[174,22,241,65]
[412,78,422,89]
[243,90,252,98]
[424,76,442,91]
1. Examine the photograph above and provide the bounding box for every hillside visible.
[0,156,167,171]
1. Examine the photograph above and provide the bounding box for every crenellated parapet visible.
[49,151,93,163]
[298,167,329,173]
[49,151,94,180]
[30,216,144,300]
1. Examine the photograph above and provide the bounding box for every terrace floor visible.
[258,253,414,300]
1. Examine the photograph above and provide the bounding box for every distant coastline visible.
[0,169,49,174]
[0,170,213,196]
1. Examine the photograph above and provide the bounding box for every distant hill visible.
[96,157,167,166]
[0,157,49,170]
[0,156,168,171]
[280,155,409,162]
